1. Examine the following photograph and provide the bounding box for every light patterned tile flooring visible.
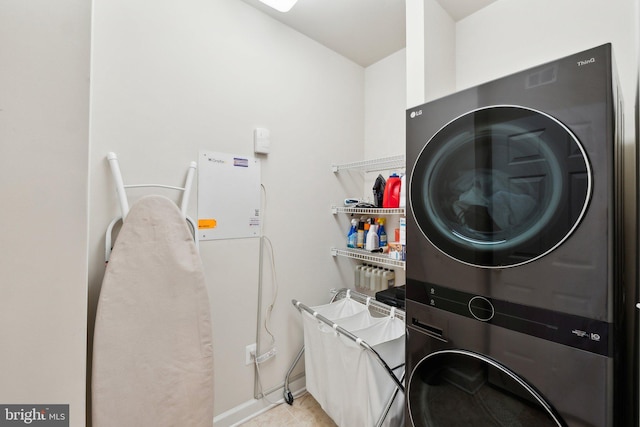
[239,393,337,427]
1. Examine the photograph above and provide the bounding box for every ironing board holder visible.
[104,152,198,262]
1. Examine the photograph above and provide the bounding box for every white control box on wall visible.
[254,127,270,154]
[197,151,261,240]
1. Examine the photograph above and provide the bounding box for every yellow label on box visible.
[198,219,217,229]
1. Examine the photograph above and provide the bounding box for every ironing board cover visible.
[92,195,213,427]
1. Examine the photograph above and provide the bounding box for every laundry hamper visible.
[296,290,405,427]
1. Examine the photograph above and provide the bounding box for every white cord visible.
[253,354,281,405]
[259,184,278,348]
[262,235,278,347]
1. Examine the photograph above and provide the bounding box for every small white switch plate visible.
[254,128,270,154]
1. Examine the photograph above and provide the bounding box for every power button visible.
[468,296,495,322]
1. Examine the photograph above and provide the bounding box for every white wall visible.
[406,0,425,108]
[423,0,456,103]
[0,1,90,425]
[456,0,638,97]
[365,49,407,160]
[88,0,365,422]
[405,0,455,108]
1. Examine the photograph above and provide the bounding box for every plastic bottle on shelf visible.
[399,174,406,208]
[359,264,369,289]
[377,218,387,247]
[369,266,379,291]
[363,219,371,247]
[374,267,384,291]
[364,265,373,290]
[347,219,358,248]
[383,173,402,208]
[356,221,365,248]
[382,268,396,289]
[354,264,363,288]
[365,224,379,250]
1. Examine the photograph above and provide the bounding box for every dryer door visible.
[409,106,591,268]
[407,349,565,427]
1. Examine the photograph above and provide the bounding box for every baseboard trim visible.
[213,376,306,427]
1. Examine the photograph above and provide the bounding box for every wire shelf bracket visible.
[332,154,405,173]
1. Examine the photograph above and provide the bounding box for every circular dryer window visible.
[410,105,591,268]
[407,350,565,427]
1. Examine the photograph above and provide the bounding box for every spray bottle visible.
[347,219,358,248]
[377,218,387,247]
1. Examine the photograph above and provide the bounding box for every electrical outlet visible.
[245,343,256,365]
[255,346,277,364]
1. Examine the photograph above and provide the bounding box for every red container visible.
[382,174,401,208]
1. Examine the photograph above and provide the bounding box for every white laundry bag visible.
[333,315,405,427]
[305,308,387,416]
[302,298,405,427]
[303,297,371,409]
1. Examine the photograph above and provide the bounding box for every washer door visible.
[410,106,591,268]
[408,350,565,427]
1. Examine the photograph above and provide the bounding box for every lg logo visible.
[410,109,422,119]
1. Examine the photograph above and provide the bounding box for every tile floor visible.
[239,393,337,427]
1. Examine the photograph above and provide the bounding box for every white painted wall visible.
[87,0,365,422]
[405,0,456,108]
[456,0,638,97]
[0,1,90,425]
[423,0,456,103]
[406,0,425,107]
[365,49,407,160]
[406,0,638,115]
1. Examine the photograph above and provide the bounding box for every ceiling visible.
[240,0,497,67]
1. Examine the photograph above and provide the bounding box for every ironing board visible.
[92,195,214,426]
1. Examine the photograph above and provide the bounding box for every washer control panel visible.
[408,278,612,357]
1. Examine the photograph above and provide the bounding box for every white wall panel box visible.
[254,128,270,154]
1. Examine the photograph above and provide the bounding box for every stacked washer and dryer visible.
[405,44,633,426]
